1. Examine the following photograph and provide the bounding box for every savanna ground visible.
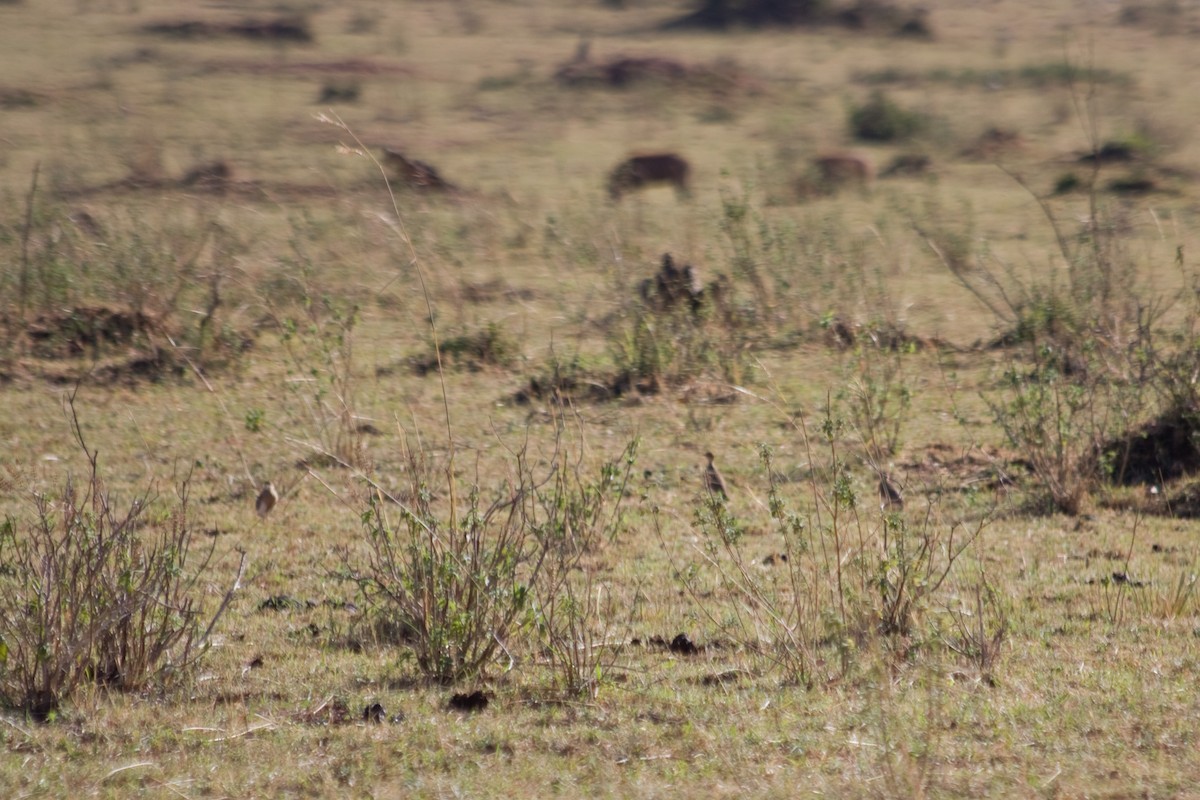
[3,0,1200,796]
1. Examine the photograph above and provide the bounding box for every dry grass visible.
[2,0,1200,796]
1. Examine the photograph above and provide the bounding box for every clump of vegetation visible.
[348,444,546,684]
[836,330,916,464]
[855,63,1130,90]
[0,179,253,380]
[1119,1,1194,32]
[0,87,41,109]
[343,434,636,688]
[271,282,366,469]
[530,438,639,698]
[666,0,830,29]
[1053,171,1082,194]
[849,90,926,142]
[1106,174,1157,195]
[923,139,1190,513]
[317,82,361,104]
[610,256,746,393]
[681,431,990,687]
[413,322,519,374]
[0,397,229,719]
[986,351,1114,515]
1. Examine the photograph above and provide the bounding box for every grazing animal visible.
[608,153,690,200]
[256,482,279,518]
[878,474,903,511]
[704,451,728,500]
[382,148,457,191]
[813,153,873,191]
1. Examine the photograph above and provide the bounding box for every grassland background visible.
[2,0,1200,797]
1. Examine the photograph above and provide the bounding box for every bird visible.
[255,482,279,518]
[703,452,728,500]
[878,473,903,511]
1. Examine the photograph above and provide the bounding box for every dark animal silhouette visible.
[383,148,457,191]
[878,473,903,511]
[704,451,728,500]
[256,482,279,518]
[608,153,690,200]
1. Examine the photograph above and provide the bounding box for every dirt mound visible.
[3,304,253,385]
[961,127,1023,161]
[664,0,931,37]
[204,58,413,78]
[554,47,757,96]
[556,55,688,87]
[142,15,313,44]
[0,86,42,109]
[24,305,161,360]
[819,316,941,351]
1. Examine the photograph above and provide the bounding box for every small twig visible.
[149,778,195,800]
[615,754,674,765]
[302,695,336,721]
[196,549,248,651]
[205,720,276,743]
[101,762,158,782]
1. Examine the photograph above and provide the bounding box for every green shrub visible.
[1053,172,1081,194]
[421,322,519,373]
[849,90,925,142]
[347,441,546,684]
[345,435,637,687]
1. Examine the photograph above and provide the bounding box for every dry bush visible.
[411,322,519,375]
[0,396,224,719]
